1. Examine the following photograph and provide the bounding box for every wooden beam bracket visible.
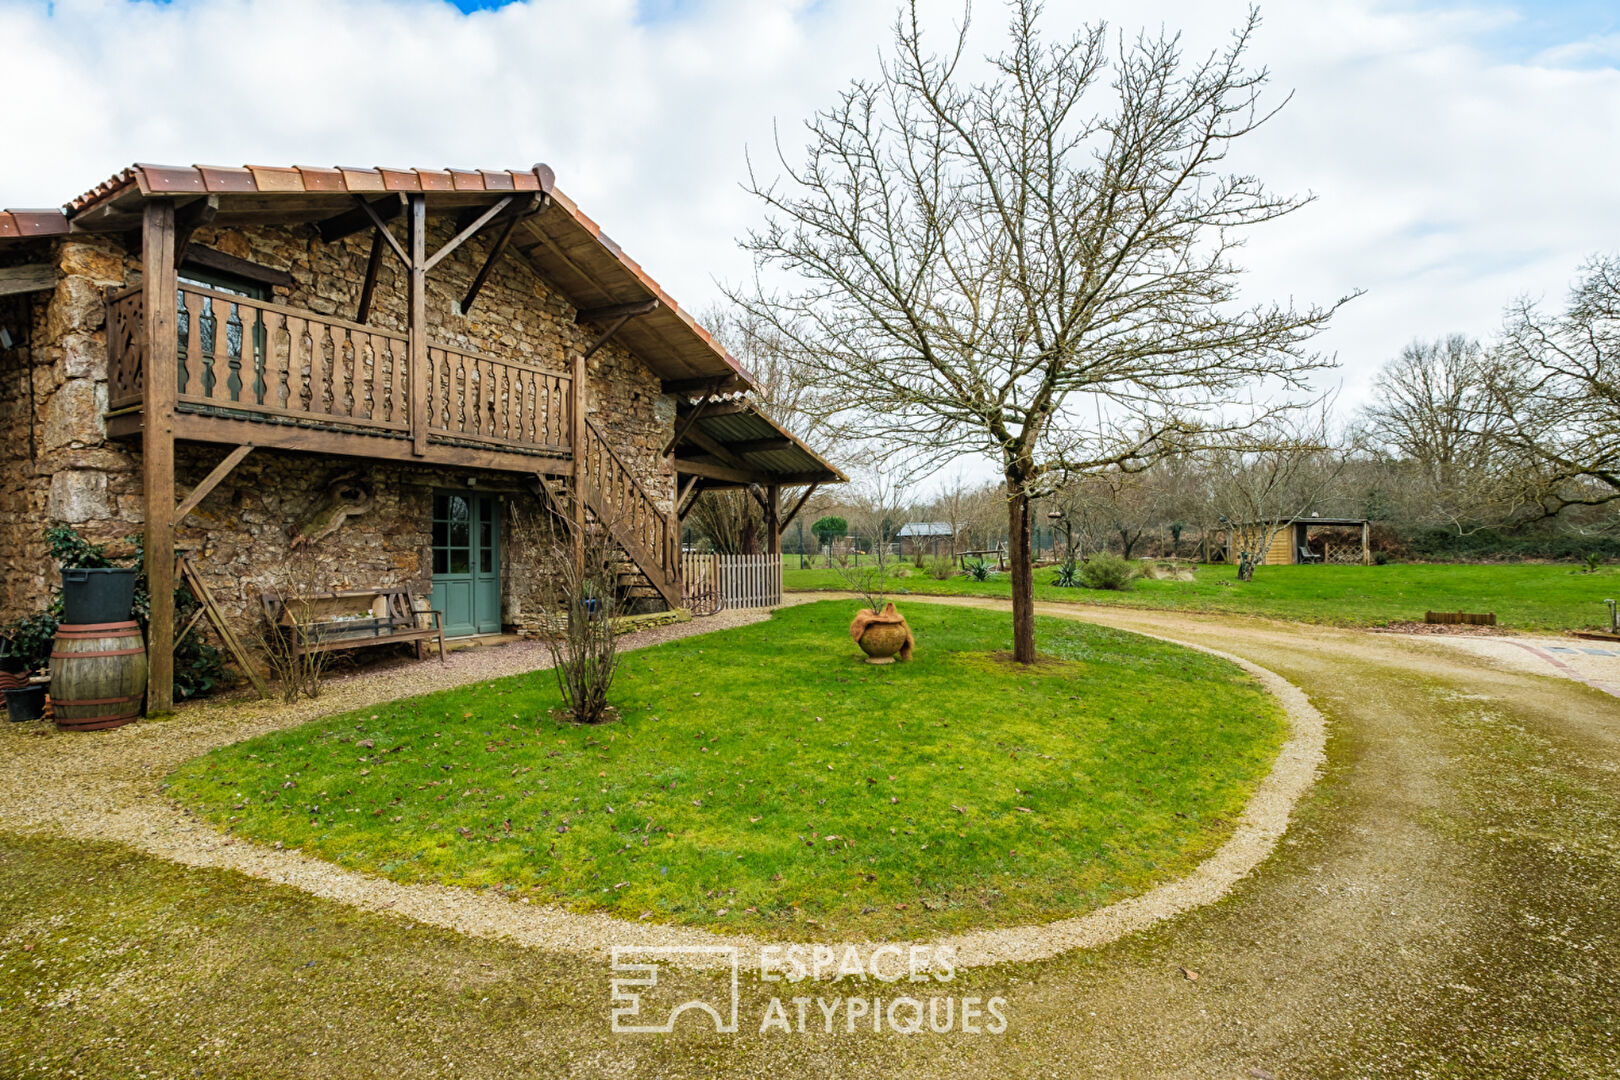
[663,379,726,457]
[779,482,821,531]
[424,195,515,272]
[174,444,253,521]
[460,193,544,313]
[173,196,219,267]
[355,195,410,266]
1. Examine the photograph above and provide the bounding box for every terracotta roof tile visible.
[248,165,304,192]
[23,162,749,388]
[297,166,346,192]
[198,165,257,193]
[0,210,70,239]
[338,167,386,192]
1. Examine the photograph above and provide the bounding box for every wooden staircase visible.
[535,415,682,610]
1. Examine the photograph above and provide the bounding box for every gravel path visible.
[0,598,1321,970]
[5,598,1617,1077]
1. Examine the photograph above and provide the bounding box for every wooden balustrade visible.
[578,415,679,593]
[427,342,571,450]
[106,286,145,411]
[108,283,572,456]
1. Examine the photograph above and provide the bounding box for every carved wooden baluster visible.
[249,304,269,405]
[284,315,307,412]
[200,295,221,399]
[175,288,193,396]
[366,333,382,420]
[225,300,246,402]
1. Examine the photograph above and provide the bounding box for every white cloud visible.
[1,0,1616,436]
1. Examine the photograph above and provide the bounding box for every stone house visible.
[0,162,840,710]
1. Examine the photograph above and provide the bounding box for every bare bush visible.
[514,506,622,725]
[254,550,338,704]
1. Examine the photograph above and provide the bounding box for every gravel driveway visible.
[1,598,1615,1078]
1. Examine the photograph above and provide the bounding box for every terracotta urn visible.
[849,602,914,665]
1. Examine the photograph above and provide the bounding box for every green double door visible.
[431,492,502,637]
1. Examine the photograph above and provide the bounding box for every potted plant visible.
[837,528,914,664]
[2,613,56,722]
[46,525,137,624]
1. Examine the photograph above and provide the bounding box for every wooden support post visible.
[408,195,428,456]
[1362,521,1371,566]
[142,201,178,714]
[779,482,819,531]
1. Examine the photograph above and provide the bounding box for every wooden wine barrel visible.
[50,621,146,731]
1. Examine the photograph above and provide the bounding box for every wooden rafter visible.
[676,474,703,518]
[678,423,751,472]
[319,194,404,244]
[576,298,659,324]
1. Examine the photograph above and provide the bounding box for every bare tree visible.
[734,2,1346,661]
[1209,415,1341,581]
[685,488,764,555]
[1486,255,1620,521]
[837,469,912,610]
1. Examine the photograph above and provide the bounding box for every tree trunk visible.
[1120,529,1137,560]
[1007,481,1037,664]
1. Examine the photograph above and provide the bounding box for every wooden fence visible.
[682,553,782,613]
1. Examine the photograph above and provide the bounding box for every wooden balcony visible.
[105,281,575,475]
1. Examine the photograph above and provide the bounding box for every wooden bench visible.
[259,586,446,663]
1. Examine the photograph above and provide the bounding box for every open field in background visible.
[781,560,1620,631]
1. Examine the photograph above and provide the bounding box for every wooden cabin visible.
[1225,517,1372,566]
[0,162,841,710]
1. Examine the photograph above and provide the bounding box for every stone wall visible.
[0,214,676,660]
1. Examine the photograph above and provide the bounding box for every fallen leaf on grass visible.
[1179,966,1199,982]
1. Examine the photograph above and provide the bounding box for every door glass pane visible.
[433,548,447,574]
[450,520,469,549]
[450,549,470,574]
[432,520,447,549]
[480,519,493,574]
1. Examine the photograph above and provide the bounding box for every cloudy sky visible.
[2,0,1617,427]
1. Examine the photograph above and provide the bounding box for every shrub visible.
[964,558,993,581]
[926,556,955,580]
[1052,558,1082,588]
[1079,553,1137,591]
[0,611,59,672]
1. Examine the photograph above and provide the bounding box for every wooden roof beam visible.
[0,263,55,297]
[727,437,794,455]
[576,298,658,324]
[318,194,404,244]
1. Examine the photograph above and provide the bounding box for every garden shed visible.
[1225,516,1372,566]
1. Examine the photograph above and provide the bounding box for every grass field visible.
[167,600,1284,938]
[782,559,1620,631]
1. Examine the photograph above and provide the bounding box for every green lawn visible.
[167,600,1284,939]
[783,560,1620,631]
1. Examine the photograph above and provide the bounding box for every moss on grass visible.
[167,601,1285,938]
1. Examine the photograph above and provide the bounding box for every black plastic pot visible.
[5,684,46,723]
[61,567,137,625]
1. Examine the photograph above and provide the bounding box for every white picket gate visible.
[681,553,782,613]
